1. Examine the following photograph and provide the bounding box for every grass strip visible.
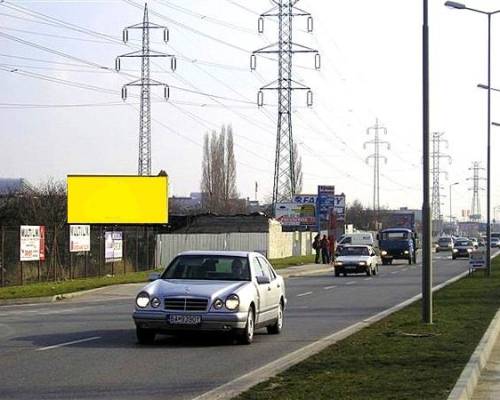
[236,257,500,400]
[0,255,315,300]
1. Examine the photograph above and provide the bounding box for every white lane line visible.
[391,271,400,274]
[364,278,373,281]
[323,286,336,290]
[401,268,408,272]
[296,291,313,297]
[346,281,356,285]
[36,336,101,351]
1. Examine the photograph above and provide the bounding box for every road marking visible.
[401,268,408,272]
[346,281,356,285]
[323,285,336,290]
[36,336,101,351]
[296,291,313,297]
[391,271,399,274]
[364,278,373,281]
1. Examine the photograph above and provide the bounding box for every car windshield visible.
[380,231,409,240]
[456,240,471,247]
[438,238,452,244]
[340,247,370,256]
[161,255,251,281]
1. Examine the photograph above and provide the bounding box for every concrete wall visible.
[156,221,313,268]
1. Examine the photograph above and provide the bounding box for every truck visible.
[377,227,418,265]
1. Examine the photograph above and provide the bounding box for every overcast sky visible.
[1,0,500,221]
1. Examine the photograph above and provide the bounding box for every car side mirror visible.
[149,273,161,282]
[256,275,271,285]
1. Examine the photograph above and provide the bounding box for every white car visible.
[133,251,287,345]
[334,245,379,277]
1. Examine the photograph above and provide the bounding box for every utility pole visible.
[430,132,451,235]
[116,3,176,176]
[467,161,486,222]
[364,118,390,228]
[251,0,320,214]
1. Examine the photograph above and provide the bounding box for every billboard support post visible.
[1,226,4,287]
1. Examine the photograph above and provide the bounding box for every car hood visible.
[141,279,249,299]
[336,255,371,263]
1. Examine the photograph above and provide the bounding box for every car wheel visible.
[238,308,255,345]
[408,256,412,265]
[343,272,348,277]
[366,267,371,277]
[436,248,439,253]
[373,264,378,276]
[136,327,156,345]
[267,302,284,335]
[335,270,340,277]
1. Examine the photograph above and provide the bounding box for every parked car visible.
[491,237,500,248]
[334,245,379,277]
[452,239,474,260]
[133,251,287,345]
[436,237,454,252]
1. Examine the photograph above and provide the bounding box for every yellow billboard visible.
[67,175,168,224]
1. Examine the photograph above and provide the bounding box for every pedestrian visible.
[320,234,330,264]
[328,235,336,264]
[312,234,321,264]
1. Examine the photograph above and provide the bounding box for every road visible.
[0,253,477,400]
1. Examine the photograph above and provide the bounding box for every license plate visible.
[345,266,356,270]
[168,315,201,325]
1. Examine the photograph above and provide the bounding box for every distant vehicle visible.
[336,232,375,252]
[453,239,474,260]
[334,245,379,277]
[468,238,479,249]
[436,237,454,252]
[378,228,418,265]
[133,251,287,345]
[491,237,500,248]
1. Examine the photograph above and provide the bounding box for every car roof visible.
[177,250,259,258]
[342,245,371,249]
[380,228,412,233]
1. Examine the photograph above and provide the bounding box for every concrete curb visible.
[447,309,500,400]
[446,252,500,400]
[192,269,471,400]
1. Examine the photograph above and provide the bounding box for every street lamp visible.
[449,182,459,233]
[445,1,500,276]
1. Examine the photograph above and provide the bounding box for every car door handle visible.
[268,286,272,291]
[277,284,281,288]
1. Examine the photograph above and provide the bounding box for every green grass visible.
[236,258,500,400]
[0,270,153,300]
[0,255,316,300]
[269,255,315,269]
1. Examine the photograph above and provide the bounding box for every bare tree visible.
[201,125,239,214]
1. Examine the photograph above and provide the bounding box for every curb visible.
[192,269,471,400]
[447,309,500,400]
[447,252,500,400]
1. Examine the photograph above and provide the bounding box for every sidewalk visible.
[0,262,333,306]
[472,323,500,400]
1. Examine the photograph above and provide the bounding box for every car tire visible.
[366,267,371,277]
[373,264,378,276]
[136,327,156,345]
[436,248,439,253]
[408,256,412,265]
[238,308,255,345]
[343,272,348,277]
[267,302,284,335]
[335,270,340,277]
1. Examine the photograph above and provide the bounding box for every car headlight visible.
[359,261,367,266]
[150,297,161,308]
[467,248,472,252]
[381,251,387,256]
[453,249,458,253]
[334,261,343,266]
[213,298,224,310]
[225,294,240,310]
[136,292,150,308]
[404,250,409,255]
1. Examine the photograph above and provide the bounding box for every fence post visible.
[123,230,127,275]
[20,261,23,286]
[146,226,150,270]
[98,226,103,277]
[0,226,4,287]
[136,226,139,272]
[84,251,88,278]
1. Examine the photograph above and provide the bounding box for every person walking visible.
[320,234,330,264]
[313,234,321,264]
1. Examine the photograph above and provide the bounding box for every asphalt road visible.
[0,253,482,400]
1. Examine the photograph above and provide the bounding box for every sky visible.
[0,0,500,221]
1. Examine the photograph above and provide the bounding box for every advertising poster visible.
[20,225,45,262]
[275,197,316,227]
[70,225,91,253]
[105,231,123,263]
[316,185,336,230]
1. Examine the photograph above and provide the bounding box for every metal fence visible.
[0,226,156,287]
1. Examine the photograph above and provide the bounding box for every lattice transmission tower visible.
[430,132,451,230]
[468,161,485,222]
[116,3,176,176]
[364,119,390,217]
[251,0,320,212]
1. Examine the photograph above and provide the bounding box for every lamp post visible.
[445,1,500,276]
[449,182,459,233]
[422,0,432,323]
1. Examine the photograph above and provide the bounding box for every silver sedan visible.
[133,251,287,345]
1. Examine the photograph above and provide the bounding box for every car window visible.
[258,257,276,280]
[251,256,266,279]
[256,257,273,280]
